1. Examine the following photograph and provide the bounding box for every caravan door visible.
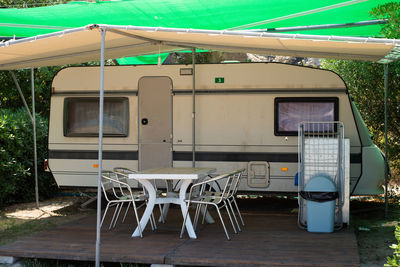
[138,76,173,171]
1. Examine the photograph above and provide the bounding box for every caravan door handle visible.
[141,118,148,125]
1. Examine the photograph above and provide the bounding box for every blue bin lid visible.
[304,175,337,192]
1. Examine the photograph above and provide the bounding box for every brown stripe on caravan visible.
[48,150,362,163]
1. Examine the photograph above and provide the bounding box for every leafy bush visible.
[0,68,63,119]
[321,2,400,172]
[0,108,57,207]
[386,225,400,266]
[320,59,400,171]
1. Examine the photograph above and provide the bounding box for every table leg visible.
[179,180,197,239]
[132,179,156,237]
[159,191,179,222]
[160,203,170,222]
[201,205,215,224]
[158,180,174,222]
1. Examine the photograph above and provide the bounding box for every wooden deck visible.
[0,199,360,266]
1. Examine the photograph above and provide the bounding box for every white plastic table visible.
[128,167,216,238]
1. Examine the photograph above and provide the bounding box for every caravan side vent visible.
[180,68,193,76]
[247,161,270,188]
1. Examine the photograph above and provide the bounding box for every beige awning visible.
[0,24,399,70]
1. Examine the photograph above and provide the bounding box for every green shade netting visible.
[116,53,169,65]
[0,0,392,38]
[116,49,209,65]
[0,0,393,65]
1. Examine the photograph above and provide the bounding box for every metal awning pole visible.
[192,48,196,167]
[10,71,34,123]
[384,63,389,219]
[95,27,106,267]
[31,68,39,208]
[242,19,386,33]
[10,71,39,208]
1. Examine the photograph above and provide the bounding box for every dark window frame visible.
[274,97,339,136]
[63,97,129,137]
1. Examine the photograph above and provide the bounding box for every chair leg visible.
[158,204,165,223]
[149,212,157,230]
[109,203,121,229]
[112,202,125,229]
[227,199,241,232]
[201,204,209,225]
[193,203,202,230]
[224,201,237,234]
[122,201,131,223]
[232,198,245,226]
[215,204,231,241]
[100,203,111,227]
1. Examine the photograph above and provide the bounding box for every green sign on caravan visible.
[215,77,224,83]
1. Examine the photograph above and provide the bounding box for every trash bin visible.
[300,175,338,233]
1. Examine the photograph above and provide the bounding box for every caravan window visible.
[64,97,129,137]
[274,97,338,136]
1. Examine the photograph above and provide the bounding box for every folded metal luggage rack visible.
[297,121,345,230]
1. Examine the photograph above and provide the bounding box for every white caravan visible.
[47,63,385,195]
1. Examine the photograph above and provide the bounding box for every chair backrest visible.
[200,172,233,204]
[101,170,119,201]
[230,169,245,196]
[220,173,234,198]
[101,177,114,191]
[218,169,245,199]
[113,167,148,195]
[102,170,135,198]
[113,167,136,174]
[114,167,136,176]
[188,169,244,203]
[113,167,136,183]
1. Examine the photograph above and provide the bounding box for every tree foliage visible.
[321,2,400,170]
[0,108,57,207]
[0,67,62,118]
[0,60,114,119]
[370,2,400,39]
[0,0,62,8]
[321,60,400,168]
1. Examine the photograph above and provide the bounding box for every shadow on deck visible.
[0,198,359,266]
